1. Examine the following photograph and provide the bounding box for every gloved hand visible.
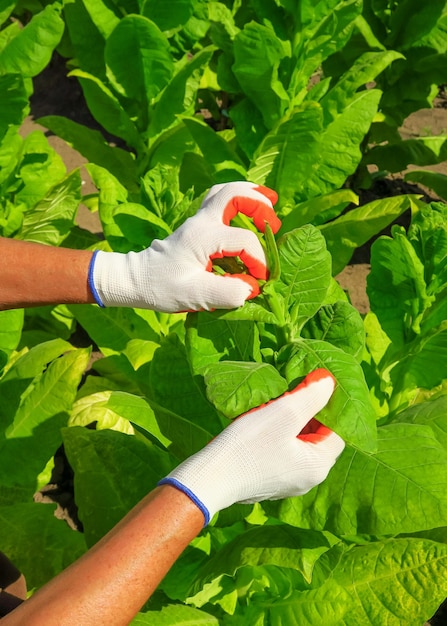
[88,181,280,312]
[158,368,345,525]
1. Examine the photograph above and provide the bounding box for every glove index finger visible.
[231,194,281,234]
[282,368,336,436]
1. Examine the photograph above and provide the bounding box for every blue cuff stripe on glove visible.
[157,477,210,526]
[88,250,105,308]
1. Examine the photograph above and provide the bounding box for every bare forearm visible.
[2,486,204,626]
[0,237,96,310]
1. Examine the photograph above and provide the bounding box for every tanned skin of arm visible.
[2,486,204,626]
[0,237,96,310]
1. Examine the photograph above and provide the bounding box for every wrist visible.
[89,249,157,309]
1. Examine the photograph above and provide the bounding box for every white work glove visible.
[158,369,345,525]
[88,181,281,312]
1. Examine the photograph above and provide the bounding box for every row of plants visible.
[1,0,447,623]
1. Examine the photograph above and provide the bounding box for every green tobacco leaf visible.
[69,305,161,355]
[278,339,377,451]
[0,348,90,502]
[366,135,447,172]
[0,0,15,26]
[0,308,23,368]
[5,347,90,440]
[0,503,86,589]
[38,115,139,193]
[321,195,414,275]
[182,117,247,182]
[276,225,332,332]
[192,525,338,588]
[237,580,348,626]
[13,130,66,209]
[63,0,107,80]
[0,74,29,137]
[0,127,22,187]
[232,21,290,129]
[395,395,447,447]
[63,427,173,547]
[82,0,120,39]
[321,50,403,122]
[289,0,362,101]
[0,4,64,77]
[149,333,223,434]
[301,301,365,361]
[203,360,288,418]
[150,46,214,138]
[387,320,447,414]
[317,538,447,625]
[269,422,447,535]
[248,103,323,210]
[105,15,174,111]
[367,226,431,350]
[71,70,142,151]
[131,605,218,625]
[279,189,359,232]
[71,391,150,435]
[101,201,171,251]
[0,338,74,429]
[387,0,446,50]
[19,170,81,245]
[140,0,194,32]
[306,88,381,199]
[91,355,148,397]
[186,311,261,376]
[405,169,447,202]
[408,201,447,295]
[145,401,212,461]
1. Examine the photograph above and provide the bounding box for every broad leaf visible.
[277,339,377,451]
[232,21,290,129]
[150,47,214,137]
[204,360,288,418]
[0,338,74,428]
[366,135,447,172]
[321,195,414,274]
[0,4,64,77]
[317,538,447,625]
[387,320,447,414]
[186,310,262,376]
[0,74,29,138]
[71,70,142,150]
[268,422,447,535]
[248,103,323,211]
[131,604,219,625]
[0,308,23,371]
[13,130,66,209]
[69,305,161,355]
[140,0,194,32]
[279,189,359,232]
[149,333,223,434]
[321,50,403,122]
[0,503,86,589]
[405,169,447,203]
[38,115,139,194]
[0,348,90,501]
[105,15,174,113]
[63,427,173,547]
[301,301,365,361]
[182,117,247,182]
[367,225,432,349]
[276,225,332,332]
[19,170,82,245]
